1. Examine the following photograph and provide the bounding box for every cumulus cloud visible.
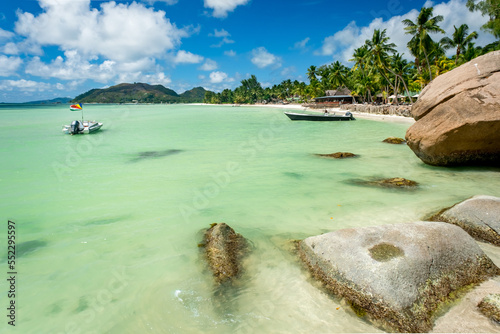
[173,50,204,64]
[0,56,23,76]
[318,0,495,63]
[251,47,282,69]
[0,28,14,40]
[204,0,250,18]
[15,0,190,62]
[0,79,53,92]
[224,50,236,57]
[209,71,232,83]
[199,59,218,71]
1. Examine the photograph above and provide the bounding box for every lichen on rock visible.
[201,223,248,284]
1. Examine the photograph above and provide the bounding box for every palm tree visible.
[365,29,398,95]
[440,24,478,63]
[328,61,349,89]
[403,7,445,81]
[466,0,500,38]
[307,65,318,82]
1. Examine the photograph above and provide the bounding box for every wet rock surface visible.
[382,137,406,144]
[202,223,248,284]
[315,152,357,159]
[299,221,500,332]
[430,195,500,246]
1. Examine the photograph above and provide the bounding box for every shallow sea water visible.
[1,104,499,333]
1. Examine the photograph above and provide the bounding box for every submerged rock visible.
[405,51,500,166]
[430,195,500,246]
[315,152,357,159]
[478,293,500,322]
[202,223,247,284]
[382,137,406,144]
[299,221,500,332]
[351,177,418,189]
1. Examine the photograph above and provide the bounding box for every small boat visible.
[63,120,103,134]
[63,103,103,134]
[284,111,355,121]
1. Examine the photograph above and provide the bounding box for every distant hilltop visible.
[72,83,210,104]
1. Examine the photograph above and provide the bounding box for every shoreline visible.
[190,103,416,124]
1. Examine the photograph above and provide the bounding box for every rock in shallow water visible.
[478,293,500,323]
[382,137,406,144]
[202,223,248,284]
[430,195,500,246]
[299,221,500,332]
[315,152,357,159]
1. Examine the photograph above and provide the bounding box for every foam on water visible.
[1,104,499,333]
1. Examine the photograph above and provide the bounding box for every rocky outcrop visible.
[315,152,357,159]
[202,223,248,284]
[299,221,500,332]
[340,104,412,117]
[351,177,418,189]
[383,137,406,144]
[478,293,500,322]
[405,51,500,166]
[430,195,500,246]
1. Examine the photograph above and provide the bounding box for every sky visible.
[0,0,496,102]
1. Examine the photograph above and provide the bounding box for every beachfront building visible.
[304,88,357,108]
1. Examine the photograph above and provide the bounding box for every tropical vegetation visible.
[205,3,499,105]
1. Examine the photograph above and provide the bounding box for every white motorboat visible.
[63,103,103,134]
[63,120,103,134]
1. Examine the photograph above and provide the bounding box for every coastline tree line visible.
[204,1,499,105]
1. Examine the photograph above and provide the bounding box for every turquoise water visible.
[1,104,499,333]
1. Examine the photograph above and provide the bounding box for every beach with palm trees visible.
[204,2,499,107]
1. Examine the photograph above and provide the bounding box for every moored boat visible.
[63,103,103,134]
[284,111,355,121]
[63,120,103,134]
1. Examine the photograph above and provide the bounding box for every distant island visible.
[72,83,210,104]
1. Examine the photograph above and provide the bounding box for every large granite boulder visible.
[430,195,500,246]
[405,51,500,166]
[202,223,248,284]
[478,293,500,322]
[299,221,500,332]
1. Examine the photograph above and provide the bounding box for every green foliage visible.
[72,83,208,104]
[467,0,500,38]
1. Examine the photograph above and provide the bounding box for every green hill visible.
[72,83,209,104]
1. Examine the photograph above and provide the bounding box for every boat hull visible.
[284,112,355,121]
[62,121,103,134]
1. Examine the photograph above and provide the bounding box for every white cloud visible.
[224,50,236,57]
[199,59,218,71]
[2,43,20,55]
[209,71,230,83]
[25,51,118,82]
[15,0,190,62]
[209,28,230,37]
[204,0,250,18]
[0,56,23,76]
[0,79,53,92]
[209,28,235,47]
[251,47,282,69]
[0,28,14,40]
[173,50,204,64]
[144,0,178,5]
[293,37,310,50]
[318,0,495,63]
